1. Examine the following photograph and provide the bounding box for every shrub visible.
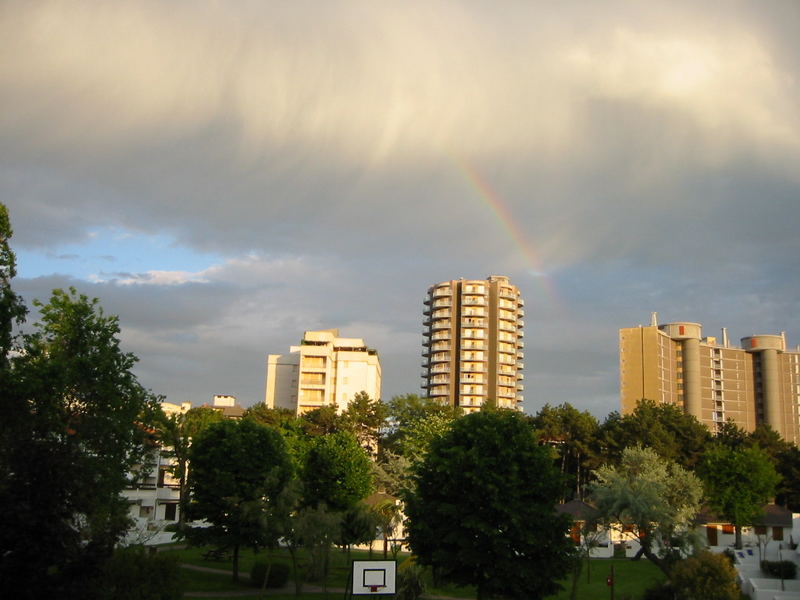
[97,546,182,600]
[642,583,675,600]
[760,559,797,579]
[395,562,426,600]
[671,551,740,600]
[250,561,291,589]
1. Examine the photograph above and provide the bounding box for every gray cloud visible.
[3,0,800,415]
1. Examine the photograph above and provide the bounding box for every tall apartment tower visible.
[620,314,800,443]
[422,276,525,412]
[265,329,381,415]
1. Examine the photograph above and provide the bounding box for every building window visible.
[164,503,177,521]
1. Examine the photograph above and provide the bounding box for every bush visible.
[642,583,675,600]
[671,551,740,600]
[250,561,291,589]
[97,546,182,600]
[761,559,797,579]
[395,562,426,600]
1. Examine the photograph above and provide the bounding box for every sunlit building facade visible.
[421,276,525,412]
[265,329,381,415]
[620,314,800,443]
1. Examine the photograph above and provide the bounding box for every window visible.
[722,524,734,535]
[164,503,177,521]
[774,527,784,541]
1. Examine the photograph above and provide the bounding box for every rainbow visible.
[453,157,559,307]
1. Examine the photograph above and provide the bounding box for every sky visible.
[2,0,799,418]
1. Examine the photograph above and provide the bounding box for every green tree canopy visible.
[591,446,703,576]
[302,430,373,511]
[531,402,600,501]
[599,400,711,469]
[339,391,388,454]
[698,444,780,548]
[405,409,574,600]
[0,286,161,599]
[186,419,293,581]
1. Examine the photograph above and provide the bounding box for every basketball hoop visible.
[370,585,380,593]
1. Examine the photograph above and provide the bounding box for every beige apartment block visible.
[422,276,525,412]
[265,329,381,415]
[620,313,800,443]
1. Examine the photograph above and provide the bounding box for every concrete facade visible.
[421,276,525,412]
[265,329,381,414]
[620,314,800,442]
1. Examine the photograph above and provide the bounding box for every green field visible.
[164,545,666,599]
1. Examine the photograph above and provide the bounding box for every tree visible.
[591,446,703,576]
[302,430,373,511]
[0,203,26,364]
[186,419,293,581]
[0,286,161,599]
[531,403,600,501]
[698,444,781,549]
[670,551,740,600]
[599,400,711,469]
[339,391,388,455]
[156,406,223,527]
[405,409,574,600]
[383,394,461,455]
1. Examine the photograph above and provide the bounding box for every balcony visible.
[518,308,525,317]
[460,355,487,363]
[498,322,516,332]
[430,364,450,374]
[517,351,524,359]
[499,288,517,300]
[431,332,450,341]
[461,318,487,328]
[430,375,450,384]
[517,372,524,380]
[517,320,525,328]
[462,297,487,306]
[432,298,452,308]
[460,377,485,385]
[431,320,451,331]
[433,310,452,319]
[461,330,485,340]
[461,340,485,349]
[461,365,487,373]
[432,287,452,298]
[517,361,525,369]
[517,383,524,391]
[517,340,525,348]
[431,342,451,352]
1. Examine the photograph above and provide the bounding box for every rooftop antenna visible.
[721,327,729,348]
[650,312,658,327]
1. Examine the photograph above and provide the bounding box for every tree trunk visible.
[735,525,743,549]
[232,544,240,582]
[178,458,188,527]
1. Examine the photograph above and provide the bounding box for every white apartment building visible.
[265,329,381,414]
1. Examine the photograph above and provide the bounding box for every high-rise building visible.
[265,329,381,415]
[421,276,525,412]
[620,313,800,443]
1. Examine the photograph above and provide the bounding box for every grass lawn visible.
[546,558,666,600]
[168,545,666,600]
